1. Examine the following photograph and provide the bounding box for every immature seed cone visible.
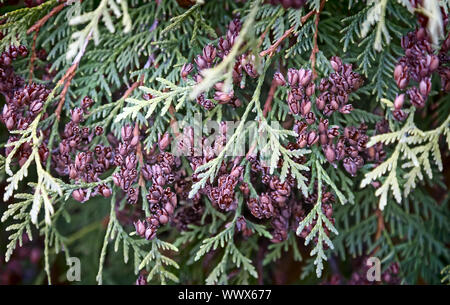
[135,275,147,285]
[247,196,274,219]
[324,145,336,163]
[273,72,286,86]
[394,94,405,109]
[181,63,194,79]
[72,189,86,202]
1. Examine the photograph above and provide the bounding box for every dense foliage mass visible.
[0,0,449,285]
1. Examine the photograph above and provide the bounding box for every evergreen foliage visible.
[0,0,448,285]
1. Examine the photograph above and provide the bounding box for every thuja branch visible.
[3,85,63,225]
[361,113,450,210]
[160,3,202,36]
[296,160,338,277]
[246,65,278,158]
[1,0,449,286]
[115,78,193,123]
[66,0,131,60]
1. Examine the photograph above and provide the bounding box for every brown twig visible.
[27,2,66,83]
[263,78,278,117]
[259,9,316,57]
[122,75,145,100]
[310,17,320,79]
[310,0,326,80]
[27,3,65,35]
[55,63,78,120]
[28,31,38,84]
[260,26,295,57]
[256,241,267,285]
[374,208,385,241]
[370,208,385,256]
[257,27,269,50]
[136,126,146,190]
